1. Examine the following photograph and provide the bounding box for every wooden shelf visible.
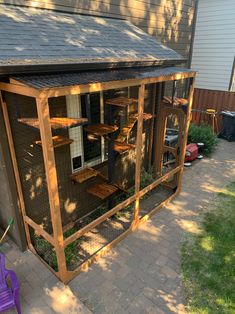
[114,141,136,154]
[71,167,99,183]
[131,113,154,121]
[71,167,100,184]
[18,117,88,130]
[163,96,188,106]
[105,96,138,108]
[35,135,73,148]
[87,182,119,199]
[84,123,118,137]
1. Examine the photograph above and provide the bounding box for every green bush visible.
[188,124,218,156]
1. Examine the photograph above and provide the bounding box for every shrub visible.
[188,124,218,156]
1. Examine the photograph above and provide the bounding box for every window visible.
[66,93,104,172]
[81,93,102,164]
[66,88,131,172]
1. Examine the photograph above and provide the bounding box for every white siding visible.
[191,0,235,91]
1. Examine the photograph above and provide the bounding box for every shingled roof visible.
[0,4,184,74]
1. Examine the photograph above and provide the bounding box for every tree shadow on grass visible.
[181,182,235,314]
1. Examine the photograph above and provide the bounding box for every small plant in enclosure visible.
[89,204,108,220]
[34,235,58,271]
[34,227,86,271]
[188,123,218,156]
[140,167,155,189]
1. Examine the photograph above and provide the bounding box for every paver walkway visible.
[1,140,235,313]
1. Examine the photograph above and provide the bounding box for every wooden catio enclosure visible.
[0,67,195,282]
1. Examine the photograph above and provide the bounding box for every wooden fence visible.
[192,88,235,130]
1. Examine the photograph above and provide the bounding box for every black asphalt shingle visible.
[0,4,184,68]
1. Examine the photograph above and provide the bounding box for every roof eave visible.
[0,59,186,77]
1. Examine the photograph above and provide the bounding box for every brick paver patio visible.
[1,140,235,313]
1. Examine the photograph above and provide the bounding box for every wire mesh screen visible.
[138,81,188,218]
[42,86,141,271]
[64,199,135,271]
[2,77,191,275]
[4,92,53,234]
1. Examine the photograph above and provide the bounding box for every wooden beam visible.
[132,83,145,229]
[0,91,32,247]
[41,72,196,98]
[175,77,196,192]
[0,82,40,98]
[36,94,67,281]
[148,83,157,169]
[155,109,167,176]
[140,189,180,224]
[9,78,28,87]
[152,82,162,174]
[64,227,132,283]
[139,165,182,198]
[64,194,136,247]
[24,216,55,246]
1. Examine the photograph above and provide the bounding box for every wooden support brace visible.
[132,84,145,229]
[24,216,55,246]
[64,194,136,247]
[175,77,196,192]
[148,83,157,169]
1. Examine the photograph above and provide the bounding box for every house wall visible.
[0,0,197,63]
[191,0,235,91]
[0,105,26,250]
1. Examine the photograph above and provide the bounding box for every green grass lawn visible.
[181,181,235,314]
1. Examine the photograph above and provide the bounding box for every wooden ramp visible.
[116,113,153,143]
[116,116,137,143]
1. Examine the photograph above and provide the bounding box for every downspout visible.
[228,56,235,91]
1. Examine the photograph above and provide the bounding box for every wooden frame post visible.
[175,77,195,192]
[154,83,167,177]
[36,93,67,281]
[148,83,157,170]
[132,84,145,229]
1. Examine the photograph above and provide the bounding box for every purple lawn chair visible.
[0,253,21,314]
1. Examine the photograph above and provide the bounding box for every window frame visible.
[66,92,106,173]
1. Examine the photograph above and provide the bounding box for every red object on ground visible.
[185,143,199,162]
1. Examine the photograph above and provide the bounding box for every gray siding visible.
[0,0,196,61]
[191,0,235,90]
